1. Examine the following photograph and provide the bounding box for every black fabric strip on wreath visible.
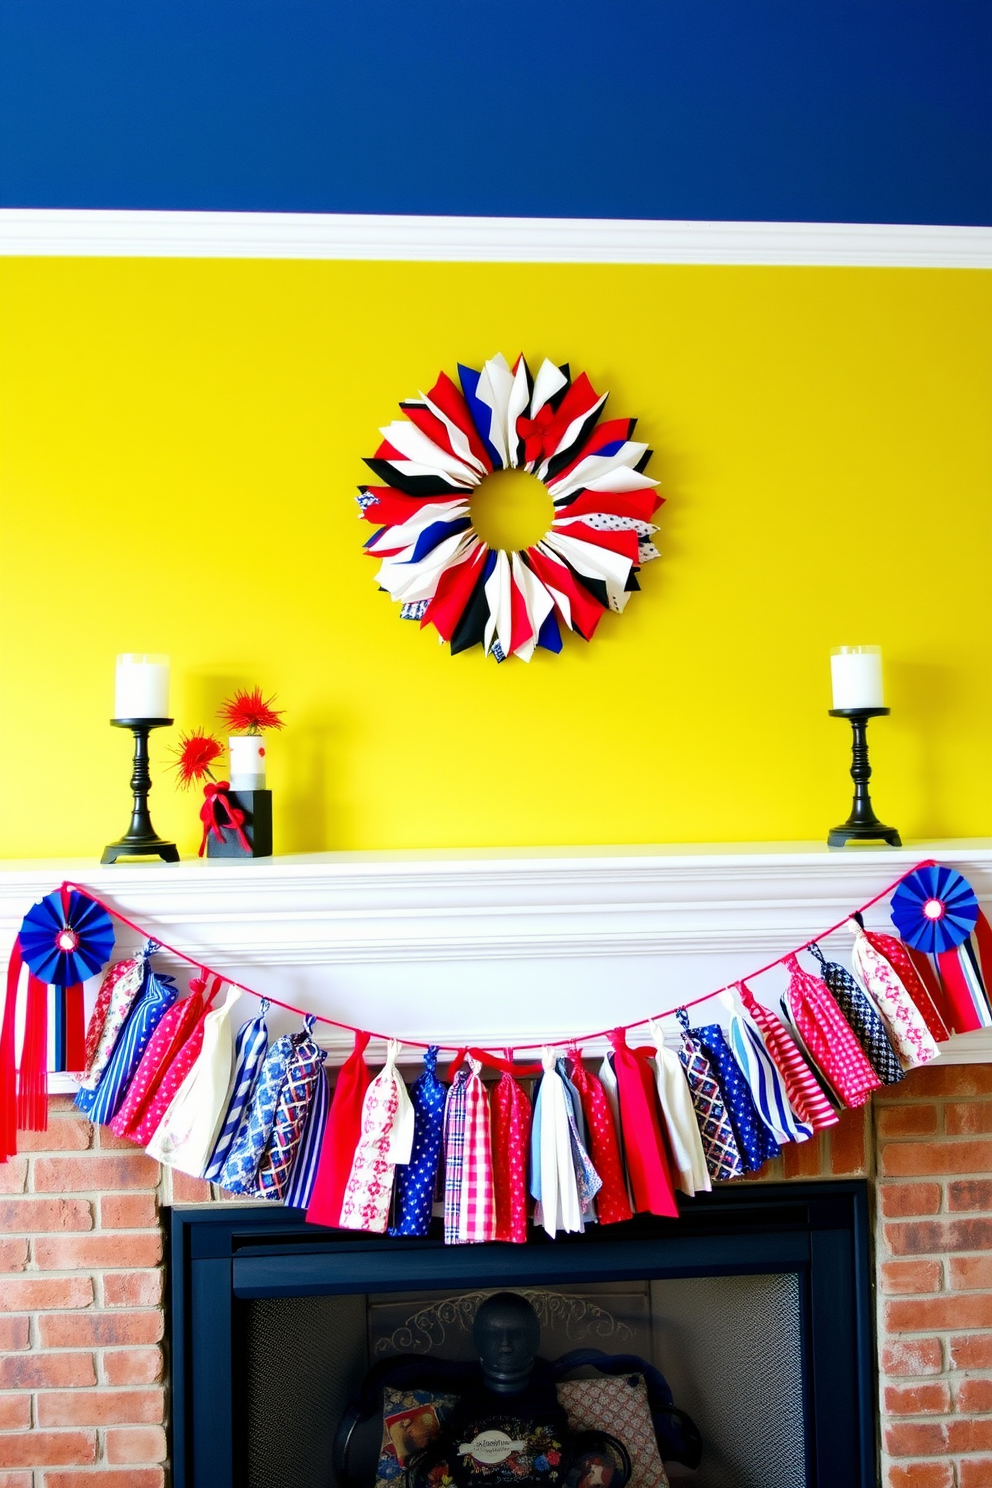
[362,459,469,498]
[624,569,641,592]
[635,448,653,474]
[543,404,609,484]
[449,563,493,654]
[547,365,571,413]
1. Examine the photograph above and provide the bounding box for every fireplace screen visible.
[238,1276,805,1488]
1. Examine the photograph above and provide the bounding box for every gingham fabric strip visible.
[442,1063,469,1244]
[203,1001,270,1182]
[457,1056,495,1243]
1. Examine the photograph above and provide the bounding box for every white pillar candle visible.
[830,646,884,710]
[114,654,170,719]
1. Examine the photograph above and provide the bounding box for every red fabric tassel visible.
[491,1071,533,1244]
[606,1029,679,1218]
[64,985,86,1072]
[0,943,23,1161]
[906,947,954,1032]
[17,975,48,1132]
[306,1031,371,1229]
[937,945,988,1033]
[568,1055,633,1226]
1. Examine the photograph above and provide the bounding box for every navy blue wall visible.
[1,0,990,224]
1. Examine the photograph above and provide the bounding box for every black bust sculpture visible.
[473,1291,542,1395]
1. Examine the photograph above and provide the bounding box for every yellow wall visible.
[0,258,989,859]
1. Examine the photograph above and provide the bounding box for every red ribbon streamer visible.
[198,781,250,858]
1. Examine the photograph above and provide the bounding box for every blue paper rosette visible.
[890,864,979,956]
[18,889,115,987]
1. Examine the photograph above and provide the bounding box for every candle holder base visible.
[827,706,902,849]
[102,718,179,865]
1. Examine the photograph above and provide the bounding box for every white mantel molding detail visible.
[1,210,991,269]
[3,842,992,1085]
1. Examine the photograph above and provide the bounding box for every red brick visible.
[895,1066,992,1097]
[0,1395,30,1430]
[951,1336,992,1370]
[0,1161,28,1195]
[886,1218,992,1255]
[0,1198,93,1233]
[951,1255,992,1290]
[104,1426,167,1464]
[0,1239,28,1272]
[42,1473,165,1488]
[881,1184,943,1219]
[39,1312,163,1349]
[879,1105,939,1138]
[0,1317,30,1352]
[959,1461,992,1488]
[884,1382,952,1415]
[782,1135,823,1179]
[34,1233,162,1271]
[881,1260,943,1294]
[829,1108,868,1174]
[885,1421,948,1457]
[887,1294,992,1333]
[883,1140,992,1177]
[95,1125,144,1150]
[37,1388,164,1427]
[99,1193,157,1230]
[171,1169,211,1203]
[17,1119,91,1152]
[949,1180,992,1212]
[946,1102,992,1136]
[957,1378,992,1414]
[887,1465,954,1488]
[0,1353,96,1389]
[102,1270,162,1308]
[883,1339,944,1376]
[0,1431,96,1468]
[0,1276,92,1312]
[33,1155,159,1193]
[0,1472,33,1488]
[102,1347,163,1386]
[948,1419,992,1453]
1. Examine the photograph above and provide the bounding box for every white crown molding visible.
[4,842,992,1074]
[1,209,990,268]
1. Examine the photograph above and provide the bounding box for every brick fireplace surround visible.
[0,1067,989,1488]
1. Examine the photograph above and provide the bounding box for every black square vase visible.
[205,789,273,859]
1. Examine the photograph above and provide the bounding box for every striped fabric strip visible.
[203,1001,270,1182]
[457,1057,495,1243]
[254,1018,328,1202]
[442,1065,469,1244]
[85,971,177,1127]
[75,948,151,1108]
[728,1010,813,1145]
[217,1033,297,1194]
[685,1020,780,1172]
[738,981,838,1131]
[806,943,905,1085]
[283,1064,331,1210]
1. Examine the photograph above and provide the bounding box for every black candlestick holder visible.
[101,719,180,864]
[828,706,901,848]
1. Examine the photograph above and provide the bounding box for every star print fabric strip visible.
[391,1046,449,1238]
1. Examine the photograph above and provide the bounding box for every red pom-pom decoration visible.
[217,687,285,736]
[171,730,224,790]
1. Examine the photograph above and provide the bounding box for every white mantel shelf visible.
[2,840,991,1073]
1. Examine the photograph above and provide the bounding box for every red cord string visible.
[61,857,935,1057]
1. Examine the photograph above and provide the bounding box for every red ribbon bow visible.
[198,781,250,858]
[516,404,558,464]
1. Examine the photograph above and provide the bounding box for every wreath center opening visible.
[468,468,555,553]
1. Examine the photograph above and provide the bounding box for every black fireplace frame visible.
[167,1181,875,1488]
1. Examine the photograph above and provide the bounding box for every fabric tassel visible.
[254,1017,328,1202]
[134,980,215,1146]
[457,1056,495,1243]
[596,1052,635,1209]
[489,1063,532,1244]
[556,1056,602,1224]
[146,984,243,1175]
[675,1010,744,1182]
[569,1053,633,1223]
[736,983,838,1132]
[648,1022,712,1194]
[606,1028,679,1217]
[283,1064,330,1211]
[306,1030,371,1228]
[110,978,209,1143]
[64,985,86,1073]
[682,1017,780,1172]
[86,971,177,1127]
[849,924,940,1069]
[17,975,49,1132]
[0,943,22,1160]
[861,928,949,1042]
[906,946,956,1030]
[726,1000,812,1145]
[784,953,883,1107]
[340,1039,414,1232]
[75,949,151,1111]
[531,1050,585,1237]
[442,1062,470,1244]
[203,1002,270,1181]
[216,1030,298,1195]
[806,943,905,1085]
[388,1045,448,1238]
[935,912,992,1034]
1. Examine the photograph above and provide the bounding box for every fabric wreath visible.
[891,864,980,955]
[18,889,115,987]
[358,354,663,661]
